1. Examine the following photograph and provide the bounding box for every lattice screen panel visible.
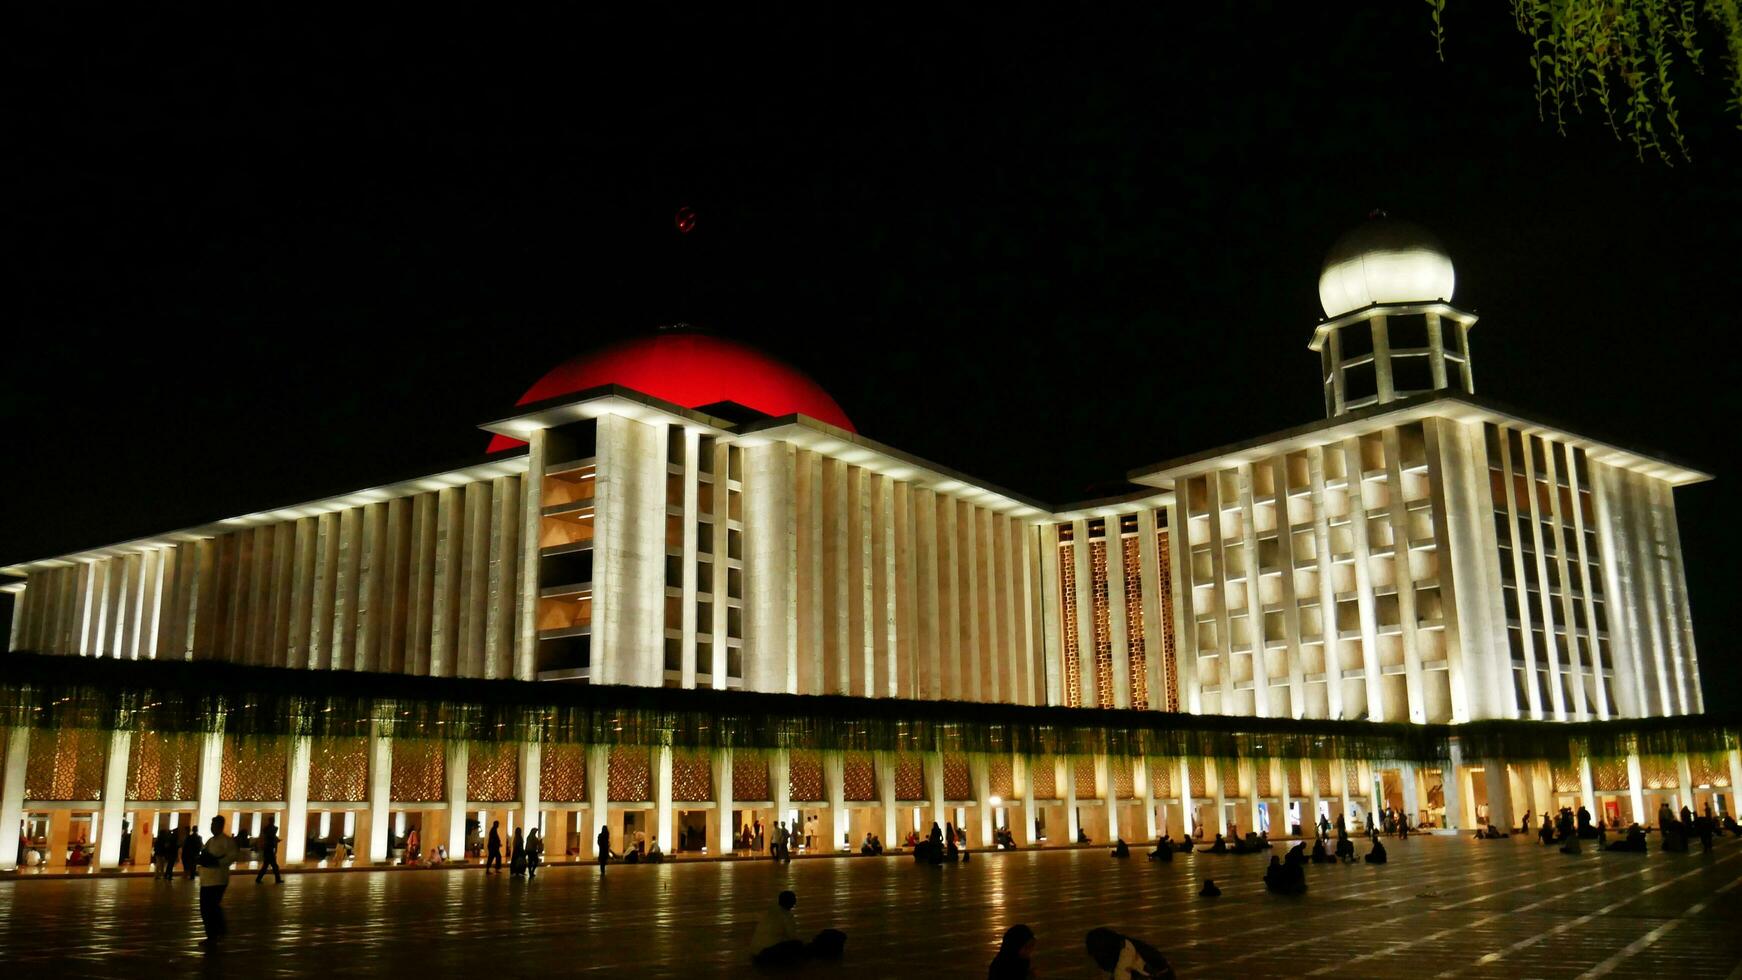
[220,735,287,802]
[1090,539,1113,709]
[467,741,520,802]
[608,746,652,802]
[895,755,925,800]
[1314,760,1333,797]
[1029,758,1057,800]
[733,753,770,801]
[1110,756,1134,799]
[788,749,824,802]
[673,749,712,802]
[1123,535,1148,709]
[1074,757,1098,798]
[540,743,587,802]
[942,754,972,801]
[1147,758,1172,798]
[1551,765,1581,794]
[1157,528,1179,712]
[390,739,445,803]
[1691,753,1730,788]
[25,728,106,801]
[127,732,203,802]
[1638,757,1678,790]
[987,756,1014,801]
[843,752,876,801]
[1059,538,1080,707]
[307,737,369,803]
[1256,762,1273,798]
[1287,760,1305,797]
[1592,759,1628,792]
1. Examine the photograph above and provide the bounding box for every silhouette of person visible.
[486,821,503,874]
[255,819,282,884]
[596,825,610,874]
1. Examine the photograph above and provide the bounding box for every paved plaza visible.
[2,834,1739,977]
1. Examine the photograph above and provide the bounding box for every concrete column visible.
[196,730,225,832]
[711,748,734,855]
[7,727,37,866]
[1276,759,1293,836]
[1100,755,1121,843]
[927,751,947,830]
[94,730,132,868]
[284,736,311,863]
[1401,762,1419,824]
[1013,755,1036,846]
[443,741,468,862]
[1331,758,1354,824]
[1212,763,1228,837]
[1729,750,1742,819]
[586,745,610,857]
[1179,758,1196,839]
[1674,754,1695,812]
[1625,754,1646,824]
[1529,762,1554,820]
[1482,762,1515,831]
[1062,756,1079,845]
[1139,757,1159,841]
[973,755,993,847]
[515,430,545,681]
[1578,755,1597,816]
[875,751,898,851]
[824,751,847,852]
[366,728,392,863]
[771,750,792,837]
[1244,759,1261,836]
[1305,759,1323,834]
[1364,761,1383,825]
[1443,741,1464,831]
[653,744,673,852]
[519,742,541,844]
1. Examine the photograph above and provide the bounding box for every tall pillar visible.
[1674,754,1694,812]
[0,727,26,873]
[1012,755,1035,846]
[1400,762,1419,825]
[98,730,132,869]
[653,744,674,853]
[1179,758,1196,839]
[1728,749,1742,819]
[771,750,792,838]
[1625,753,1646,824]
[1276,759,1292,836]
[1062,757,1079,845]
[284,736,311,863]
[1331,758,1353,825]
[1443,741,1465,832]
[1530,762,1554,820]
[972,755,993,848]
[875,751,898,850]
[711,748,734,855]
[519,742,542,841]
[1305,759,1322,834]
[927,751,947,831]
[1212,762,1228,838]
[197,730,225,833]
[1482,761,1515,831]
[1578,755,1597,816]
[445,742,469,863]
[1243,759,1260,837]
[1099,755,1120,843]
[1138,757,1158,841]
[366,727,392,864]
[1363,761,1382,826]
[586,744,611,857]
[824,750,847,852]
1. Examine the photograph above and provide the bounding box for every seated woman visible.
[1077,828,1092,845]
[1335,835,1357,862]
[646,840,664,863]
[1177,835,1195,853]
[1363,839,1388,864]
[1148,836,1173,861]
[861,834,876,856]
[1208,834,1228,854]
[1084,927,1176,980]
[1310,838,1333,863]
[1111,838,1130,858]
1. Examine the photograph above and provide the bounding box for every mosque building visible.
[1,217,1735,872]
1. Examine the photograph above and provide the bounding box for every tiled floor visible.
[2,834,1739,977]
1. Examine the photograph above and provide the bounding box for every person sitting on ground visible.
[1538,821,1557,846]
[1111,838,1130,859]
[862,833,876,856]
[1198,879,1220,898]
[1286,841,1306,864]
[1577,806,1596,838]
[1077,827,1092,845]
[989,924,1038,980]
[1208,834,1228,854]
[905,829,920,848]
[1723,813,1741,837]
[1596,821,1608,848]
[1085,927,1177,979]
[1364,838,1388,864]
[749,890,847,967]
[1177,835,1194,853]
[1560,831,1582,855]
[1148,835,1174,861]
[1336,833,1357,863]
[1310,838,1333,864]
[872,833,885,855]
[1263,856,1284,892]
[1605,823,1647,852]
[1256,831,1271,850]
[1481,823,1505,839]
[646,839,664,864]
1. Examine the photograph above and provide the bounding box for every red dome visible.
[487,332,854,452]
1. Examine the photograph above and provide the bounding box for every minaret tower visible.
[1309,213,1478,418]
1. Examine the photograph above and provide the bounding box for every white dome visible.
[1317,217,1455,318]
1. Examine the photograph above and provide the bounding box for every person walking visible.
[255,819,282,884]
[754,819,765,855]
[486,821,503,874]
[525,828,543,880]
[156,827,177,879]
[181,827,204,881]
[196,815,240,949]
[510,827,527,877]
[596,824,611,874]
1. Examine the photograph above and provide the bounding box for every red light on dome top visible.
[674,206,697,234]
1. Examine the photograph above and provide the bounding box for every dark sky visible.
[5,8,1738,706]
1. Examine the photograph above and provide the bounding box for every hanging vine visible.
[1429,0,1742,161]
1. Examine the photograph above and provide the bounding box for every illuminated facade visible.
[1,219,1734,874]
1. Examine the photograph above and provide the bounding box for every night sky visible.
[6,8,1738,706]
